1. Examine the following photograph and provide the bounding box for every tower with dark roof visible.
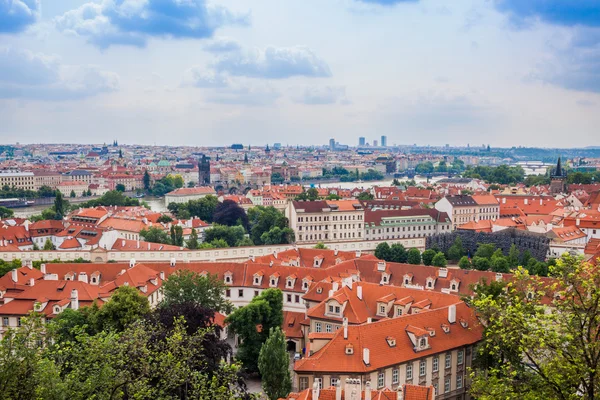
[550,157,566,194]
[198,154,210,185]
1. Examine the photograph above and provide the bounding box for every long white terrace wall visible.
[2,237,425,264]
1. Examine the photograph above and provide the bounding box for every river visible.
[10,176,439,218]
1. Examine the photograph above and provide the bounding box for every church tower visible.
[550,157,567,194]
[198,154,211,185]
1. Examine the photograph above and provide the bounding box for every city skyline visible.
[1,0,600,147]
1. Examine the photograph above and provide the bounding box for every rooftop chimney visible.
[71,289,79,311]
[332,281,339,291]
[273,250,278,259]
[129,258,136,268]
[312,381,320,400]
[396,386,404,400]
[356,285,363,300]
[160,271,165,280]
[343,317,348,339]
[363,347,370,365]
[40,263,46,274]
[78,272,88,283]
[438,268,448,278]
[170,258,176,267]
[365,381,372,400]
[524,198,528,205]
[448,304,456,324]
[328,289,334,298]
[377,261,386,272]
[355,250,361,258]
[11,269,17,283]
[29,278,35,286]
[122,239,126,247]
[335,380,342,400]
[334,249,339,256]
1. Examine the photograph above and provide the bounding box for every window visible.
[457,349,464,365]
[330,377,339,388]
[254,290,259,297]
[406,364,413,380]
[328,305,334,313]
[326,324,332,333]
[225,289,231,297]
[444,376,451,393]
[2,317,8,326]
[378,371,385,388]
[419,337,427,348]
[432,357,439,372]
[238,289,244,298]
[419,360,427,376]
[445,353,451,369]
[392,368,399,384]
[315,378,322,389]
[299,377,309,391]
[315,322,322,333]
[335,306,340,313]
[295,295,300,303]
[457,374,463,389]
[433,382,438,395]
[396,308,403,316]
[287,294,292,302]
[17,317,22,327]
[379,305,386,314]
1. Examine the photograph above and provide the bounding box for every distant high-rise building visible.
[198,154,210,185]
[359,137,366,146]
[373,140,378,147]
[273,143,282,149]
[329,138,335,150]
[381,135,387,147]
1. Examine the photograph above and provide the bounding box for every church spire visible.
[555,157,562,176]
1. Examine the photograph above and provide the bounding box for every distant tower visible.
[373,139,378,147]
[381,135,387,147]
[244,152,249,164]
[265,144,271,155]
[359,137,366,146]
[198,154,211,185]
[550,157,567,194]
[329,138,335,150]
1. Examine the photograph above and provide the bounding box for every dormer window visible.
[459,319,469,328]
[386,336,396,347]
[396,307,403,317]
[303,281,308,290]
[419,337,427,348]
[254,277,260,285]
[224,272,232,284]
[317,287,323,294]
[379,305,386,314]
[91,277,98,284]
[286,279,294,288]
[270,279,276,286]
[345,344,354,355]
[451,283,457,291]
[441,324,450,334]
[54,306,61,314]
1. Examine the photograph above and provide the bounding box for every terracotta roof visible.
[165,187,216,196]
[295,302,482,373]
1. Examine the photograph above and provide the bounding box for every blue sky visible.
[1,0,599,147]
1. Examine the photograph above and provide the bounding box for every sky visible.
[1,0,599,148]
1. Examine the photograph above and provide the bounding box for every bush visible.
[458,256,471,269]
[432,252,447,268]
[407,248,421,265]
[422,249,437,266]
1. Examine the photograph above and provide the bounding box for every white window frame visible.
[457,349,464,365]
[432,357,439,372]
[457,374,463,389]
[378,371,384,388]
[392,368,399,384]
[315,322,322,333]
[444,376,451,393]
[419,360,426,377]
[406,364,413,380]
[445,353,451,369]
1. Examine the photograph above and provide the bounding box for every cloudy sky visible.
[1,0,599,147]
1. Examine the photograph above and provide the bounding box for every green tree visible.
[314,242,327,249]
[374,242,391,261]
[170,225,184,246]
[422,249,436,266]
[447,237,465,261]
[0,312,46,400]
[507,244,520,268]
[473,256,491,271]
[115,183,126,192]
[54,191,65,219]
[458,256,471,269]
[248,206,289,245]
[157,214,173,223]
[204,225,246,247]
[470,255,600,400]
[407,248,421,265]
[43,238,55,250]
[162,270,233,313]
[415,162,434,174]
[432,252,447,267]
[474,243,497,259]
[140,226,171,244]
[225,288,284,373]
[143,170,151,190]
[260,227,295,245]
[186,228,200,249]
[357,191,374,200]
[491,254,510,273]
[390,243,408,263]
[0,206,14,218]
[95,285,150,332]
[258,327,292,400]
